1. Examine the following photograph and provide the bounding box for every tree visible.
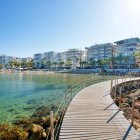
[59,61,64,69]
[80,61,88,68]
[41,59,46,69]
[46,61,52,70]
[9,61,14,68]
[89,58,96,67]
[97,59,102,68]
[65,59,72,69]
[27,60,34,68]
[20,61,26,68]
[53,62,58,70]
[0,64,2,69]
[75,57,80,68]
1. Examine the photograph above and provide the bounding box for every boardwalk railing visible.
[46,74,117,140]
[110,76,140,126]
[46,74,140,140]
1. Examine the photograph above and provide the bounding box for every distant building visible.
[114,37,140,68]
[0,55,13,67]
[85,43,116,61]
[44,51,57,63]
[64,49,85,69]
[55,52,65,63]
[34,53,44,68]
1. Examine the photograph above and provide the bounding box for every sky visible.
[0,0,140,57]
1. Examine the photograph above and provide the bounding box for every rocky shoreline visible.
[115,88,140,133]
[0,105,59,140]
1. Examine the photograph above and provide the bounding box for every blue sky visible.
[0,0,140,57]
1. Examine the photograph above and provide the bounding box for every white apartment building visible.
[114,37,140,56]
[114,37,140,67]
[0,55,14,66]
[44,51,57,63]
[55,52,65,63]
[34,53,44,68]
[85,43,116,61]
[64,49,85,69]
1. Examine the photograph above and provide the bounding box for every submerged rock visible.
[32,106,50,117]
[27,99,37,105]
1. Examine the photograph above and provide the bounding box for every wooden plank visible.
[59,78,140,140]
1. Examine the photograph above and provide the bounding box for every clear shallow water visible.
[0,72,92,123]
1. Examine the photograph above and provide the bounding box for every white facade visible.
[114,38,140,67]
[64,49,85,69]
[85,43,116,61]
[114,38,140,56]
[44,51,56,63]
[55,52,65,63]
[0,55,13,66]
[34,53,44,68]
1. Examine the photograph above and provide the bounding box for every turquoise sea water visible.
[0,72,91,123]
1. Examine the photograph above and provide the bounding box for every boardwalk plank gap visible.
[59,78,140,140]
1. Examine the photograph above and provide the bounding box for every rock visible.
[27,99,37,105]
[137,128,140,132]
[18,131,29,140]
[8,108,14,112]
[134,122,140,129]
[122,98,128,103]
[41,130,47,138]
[32,106,50,117]
[31,124,43,133]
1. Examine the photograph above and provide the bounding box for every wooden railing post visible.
[110,79,113,93]
[131,96,135,126]
[50,111,54,140]
[114,78,117,103]
[71,86,73,101]
[119,87,122,110]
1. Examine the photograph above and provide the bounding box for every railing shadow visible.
[106,110,120,123]
[122,124,132,140]
[103,93,110,97]
[104,102,115,110]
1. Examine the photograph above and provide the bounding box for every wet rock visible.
[41,130,47,138]
[31,124,43,133]
[8,108,14,112]
[32,106,50,117]
[23,105,35,110]
[27,99,37,105]
[134,122,140,129]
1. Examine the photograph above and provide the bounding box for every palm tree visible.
[0,64,2,69]
[133,51,140,68]
[21,61,26,68]
[9,61,14,68]
[59,61,64,69]
[27,60,34,68]
[75,57,80,68]
[53,62,58,70]
[100,58,110,69]
[46,61,52,70]
[97,59,102,68]
[80,61,88,68]
[41,59,46,69]
[115,54,124,68]
[89,58,96,68]
[65,59,72,69]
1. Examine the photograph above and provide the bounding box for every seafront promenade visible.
[59,78,140,140]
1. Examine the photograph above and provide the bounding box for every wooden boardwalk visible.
[59,79,140,140]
